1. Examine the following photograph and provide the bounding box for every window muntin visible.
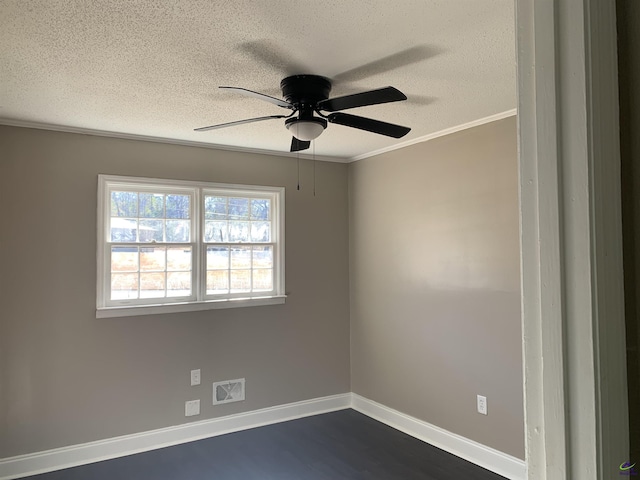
[110,245,193,300]
[202,193,275,298]
[104,184,195,305]
[97,176,285,315]
[110,190,192,243]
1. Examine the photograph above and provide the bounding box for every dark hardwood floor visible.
[25,409,507,479]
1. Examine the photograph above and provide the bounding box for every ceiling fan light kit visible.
[285,116,327,141]
[195,74,411,152]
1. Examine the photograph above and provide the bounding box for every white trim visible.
[97,174,288,194]
[96,175,285,316]
[96,295,287,318]
[515,1,569,477]
[0,394,352,480]
[351,394,527,480]
[0,118,347,163]
[583,0,629,475]
[0,114,520,165]
[348,109,517,162]
[0,393,528,480]
[516,0,628,478]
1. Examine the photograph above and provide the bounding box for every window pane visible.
[230,247,251,269]
[250,199,270,220]
[253,269,273,291]
[139,193,164,218]
[166,194,190,219]
[228,221,249,242]
[110,218,138,242]
[140,272,165,298]
[207,246,229,270]
[204,196,228,220]
[166,219,190,242]
[167,272,191,296]
[204,220,228,242]
[250,221,271,242]
[252,246,273,268]
[230,270,251,292]
[139,219,163,242]
[207,270,229,294]
[111,191,138,217]
[228,198,249,219]
[111,273,138,299]
[101,177,282,308]
[167,247,192,271]
[111,246,138,272]
[140,246,166,271]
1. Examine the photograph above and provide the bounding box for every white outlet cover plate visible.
[185,399,200,416]
[477,395,487,415]
[190,369,201,386]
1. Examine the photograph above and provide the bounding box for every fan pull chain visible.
[313,141,316,197]
[297,151,300,191]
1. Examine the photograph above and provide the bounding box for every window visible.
[97,175,285,317]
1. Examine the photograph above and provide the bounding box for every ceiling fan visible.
[194,74,411,152]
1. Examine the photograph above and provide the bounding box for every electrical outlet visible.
[185,399,200,417]
[190,369,201,386]
[477,395,487,415]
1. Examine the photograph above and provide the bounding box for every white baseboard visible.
[1,393,526,480]
[351,394,527,480]
[0,393,351,480]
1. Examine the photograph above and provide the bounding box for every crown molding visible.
[348,109,518,162]
[0,119,348,164]
[0,112,517,164]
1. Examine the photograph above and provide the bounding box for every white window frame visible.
[97,175,285,318]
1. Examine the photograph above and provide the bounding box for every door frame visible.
[516,0,629,478]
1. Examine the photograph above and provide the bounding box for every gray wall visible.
[0,126,350,457]
[617,0,640,461]
[348,117,524,459]
[0,119,525,462]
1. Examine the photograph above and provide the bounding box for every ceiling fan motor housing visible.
[280,75,332,108]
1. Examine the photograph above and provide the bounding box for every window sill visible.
[96,295,287,318]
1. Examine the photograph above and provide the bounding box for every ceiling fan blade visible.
[317,86,407,112]
[194,115,287,132]
[327,112,411,138]
[290,137,311,152]
[219,86,293,109]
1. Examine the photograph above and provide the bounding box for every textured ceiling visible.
[0,0,515,161]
